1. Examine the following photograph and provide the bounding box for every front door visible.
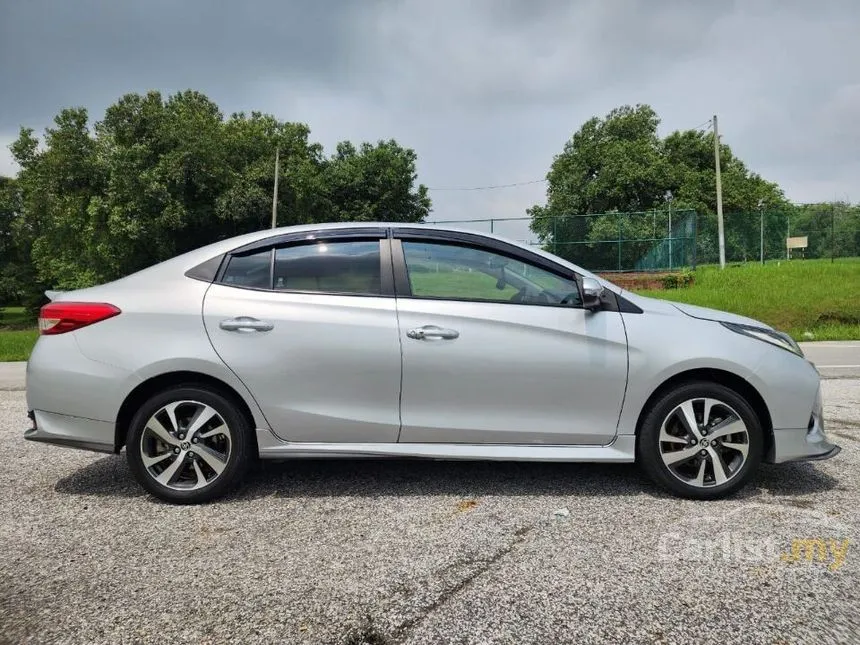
[393,235,628,445]
[203,233,402,443]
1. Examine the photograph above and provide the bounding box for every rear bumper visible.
[24,409,115,454]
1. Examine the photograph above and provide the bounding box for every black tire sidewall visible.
[638,381,764,499]
[126,385,253,504]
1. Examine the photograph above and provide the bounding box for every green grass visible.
[0,329,38,362]
[0,307,38,361]
[633,258,860,341]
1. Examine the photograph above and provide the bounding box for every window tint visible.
[221,251,272,289]
[402,241,581,306]
[273,240,381,295]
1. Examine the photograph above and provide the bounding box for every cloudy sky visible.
[1,0,858,242]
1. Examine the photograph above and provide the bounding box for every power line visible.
[428,178,547,192]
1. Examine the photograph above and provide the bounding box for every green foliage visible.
[5,90,431,305]
[660,270,695,290]
[530,104,788,264]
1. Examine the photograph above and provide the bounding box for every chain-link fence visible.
[429,205,860,272]
[429,210,697,272]
[696,206,860,265]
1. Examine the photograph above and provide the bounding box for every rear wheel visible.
[126,385,253,504]
[638,382,763,499]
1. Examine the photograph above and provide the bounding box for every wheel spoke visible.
[702,399,716,427]
[185,406,219,441]
[146,417,178,446]
[708,418,746,440]
[677,401,702,440]
[142,451,173,468]
[693,459,707,486]
[722,441,749,458]
[707,447,729,485]
[663,445,701,466]
[191,460,207,489]
[195,444,227,475]
[163,401,181,434]
[155,454,186,486]
[198,423,227,440]
[659,427,689,444]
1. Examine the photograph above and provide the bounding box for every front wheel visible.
[638,382,763,499]
[126,385,254,504]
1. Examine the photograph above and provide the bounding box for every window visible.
[273,240,381,295]
[220,240,383,295]
[221,251,272,289]
[401,241,581,306]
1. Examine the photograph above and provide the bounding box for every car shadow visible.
[54,454,840,502]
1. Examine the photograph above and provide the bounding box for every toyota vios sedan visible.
[25,223,839,503]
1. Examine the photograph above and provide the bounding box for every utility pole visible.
[271,145,280,229]
[713,115,725,268]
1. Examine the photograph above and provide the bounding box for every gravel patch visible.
[1,380,858,644]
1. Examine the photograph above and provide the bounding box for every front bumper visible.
[767,387,840,463]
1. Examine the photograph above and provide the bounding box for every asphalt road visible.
[1,377,859,643]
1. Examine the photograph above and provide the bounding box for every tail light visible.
[38,302,121,335]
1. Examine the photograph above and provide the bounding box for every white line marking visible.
[816,364,860,368]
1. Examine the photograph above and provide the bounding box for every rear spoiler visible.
[44,290,65,302]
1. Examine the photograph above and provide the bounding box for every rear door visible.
[203,230,402,443]
[392,231,628,445]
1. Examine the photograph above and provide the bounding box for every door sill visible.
[255,429,635,462]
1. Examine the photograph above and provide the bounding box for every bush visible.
[660,270,695,289]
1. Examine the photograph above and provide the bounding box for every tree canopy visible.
[528,104,789,266]
[2,90,430,309]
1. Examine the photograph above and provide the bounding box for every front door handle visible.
[407,325,459,340]
[219,317,274,332]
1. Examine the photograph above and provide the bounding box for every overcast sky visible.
[1,0,858,243]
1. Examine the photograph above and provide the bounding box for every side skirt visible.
[255,429,636,462]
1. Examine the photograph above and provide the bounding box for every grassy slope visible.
[633,258,860,340]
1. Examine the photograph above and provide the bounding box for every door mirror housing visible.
[581,277,604,311]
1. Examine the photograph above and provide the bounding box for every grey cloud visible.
[1,0,859,231]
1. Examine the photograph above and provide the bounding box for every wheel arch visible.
[634,368,774,457]
[114,371,259,454]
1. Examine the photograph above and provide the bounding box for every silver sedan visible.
[24,223,840,503]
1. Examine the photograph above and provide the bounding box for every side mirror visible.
[581,277,604,311]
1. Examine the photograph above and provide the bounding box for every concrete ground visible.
[0,361,858,643]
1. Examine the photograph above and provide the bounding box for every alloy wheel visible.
[139,400,232,491]
[658,397,750,488]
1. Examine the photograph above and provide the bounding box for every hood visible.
[667,302,771,329]
[619,291,771,329]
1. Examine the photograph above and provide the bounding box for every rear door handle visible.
[219,317,274,332]
[407,325,459,340]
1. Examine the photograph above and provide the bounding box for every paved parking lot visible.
[1,379,859,645]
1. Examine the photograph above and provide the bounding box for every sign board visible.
[786,236,808,249]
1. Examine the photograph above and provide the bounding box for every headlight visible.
[720,322,804,357]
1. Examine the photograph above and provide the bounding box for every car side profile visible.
[25,223,840,503]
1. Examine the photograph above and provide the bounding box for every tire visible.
[637,381,763,500]
[126,385,254,504]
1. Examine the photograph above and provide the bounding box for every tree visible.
[529,104,788,266]
[7,90,431,305]
[320,140,431,223]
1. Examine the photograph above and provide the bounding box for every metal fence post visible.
[617,213,623,271]
[692,211,698,269]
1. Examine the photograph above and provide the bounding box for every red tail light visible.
[38,302,121,335]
